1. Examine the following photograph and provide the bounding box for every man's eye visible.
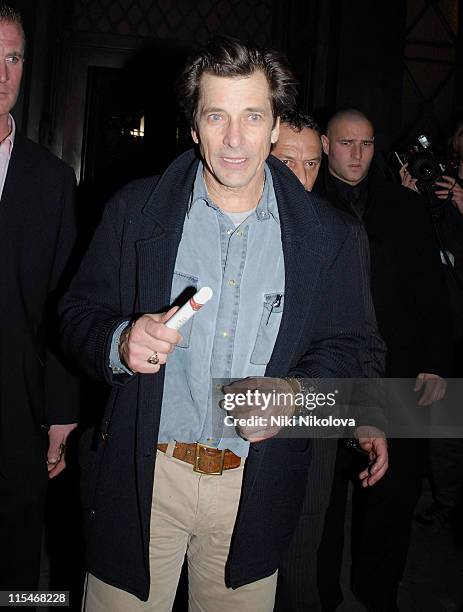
[208,114,222,122]
[306,161,318,168]
[248,114,262,121]
[5,55,21,65]
[340,141,351,146]
[362,141,373,146]
[281,159,290,165]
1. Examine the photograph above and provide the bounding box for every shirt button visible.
[227,229,233,235]
[222,331,229,338]
[237,230,242,237]
[228,279,236,287]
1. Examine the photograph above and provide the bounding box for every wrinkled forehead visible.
[278,125,321,151]
[0,20,25,52]
[197,70,273,111]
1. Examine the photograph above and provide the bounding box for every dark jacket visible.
[314,161,452,377]
[0,132,80,477]
[60,150,367,600]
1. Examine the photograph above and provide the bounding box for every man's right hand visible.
[119,306,181,374]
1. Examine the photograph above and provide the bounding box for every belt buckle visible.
[193,442,225,475]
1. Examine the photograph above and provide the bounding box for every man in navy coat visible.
[60,37,387,611]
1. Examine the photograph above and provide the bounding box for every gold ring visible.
[147,352,160,365]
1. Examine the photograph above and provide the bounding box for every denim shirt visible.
[111,163,285,457]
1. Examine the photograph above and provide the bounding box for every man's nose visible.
[0,60,8,84]
[223,119,242,148]
[351,144,362,160]
[293,162,307,188]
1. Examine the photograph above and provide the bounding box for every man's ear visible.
[321,134,330,155]
[270,117,280,144]
[191,128,199,144]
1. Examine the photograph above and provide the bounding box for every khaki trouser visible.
[82,447,277,611]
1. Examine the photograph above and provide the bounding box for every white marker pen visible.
[165,286,213,330]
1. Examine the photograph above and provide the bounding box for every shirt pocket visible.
[171,271,198,348]
[250,292,284,365]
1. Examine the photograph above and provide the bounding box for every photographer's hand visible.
[414,372,447,406]
[435,176,463,213]
[400,163,418,191]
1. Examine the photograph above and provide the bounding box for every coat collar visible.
[141,149,323,240]
[0,132,30,216]
[141,149,199,234]
[267,153,322,241]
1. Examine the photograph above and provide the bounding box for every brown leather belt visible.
[157,442,241,475]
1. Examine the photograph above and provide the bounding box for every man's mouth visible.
[222,157,247,165]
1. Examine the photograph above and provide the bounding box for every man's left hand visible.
[356,425,388,487]
[47,423,78,479]
[434,176,463,213]
[222,377,295,442]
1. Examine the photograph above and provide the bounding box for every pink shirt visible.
[0,115,15,198]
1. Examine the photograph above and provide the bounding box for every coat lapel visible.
[134,150,199,313]
[266,156,328,376]
[0,134,30,224]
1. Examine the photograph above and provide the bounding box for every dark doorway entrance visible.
[76,42,190,250]
[81,43,190,200]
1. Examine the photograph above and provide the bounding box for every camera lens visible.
[409,153,440,182]
[419,161,433,178]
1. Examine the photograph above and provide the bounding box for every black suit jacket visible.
[0,132,80,478]
[314,162,452,377]
[60,150,367,600]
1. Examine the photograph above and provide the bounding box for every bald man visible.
[313,109,451,612]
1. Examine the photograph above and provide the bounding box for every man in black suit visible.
[60,38,387,611]
[0,2,79,593]
[314,109,451,612]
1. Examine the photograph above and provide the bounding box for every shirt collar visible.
[189,162,279,224]
[0,114,15,159]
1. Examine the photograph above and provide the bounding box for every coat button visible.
[89,509,96,519]
[100,431,108,441]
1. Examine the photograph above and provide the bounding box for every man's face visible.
[321,118,374,186]
[272,123,322,191]
[0,21,24,121]
[191,71,279,201]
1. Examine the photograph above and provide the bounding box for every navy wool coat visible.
[60,150,366,600]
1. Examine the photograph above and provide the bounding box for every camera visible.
[393,134,457,183]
